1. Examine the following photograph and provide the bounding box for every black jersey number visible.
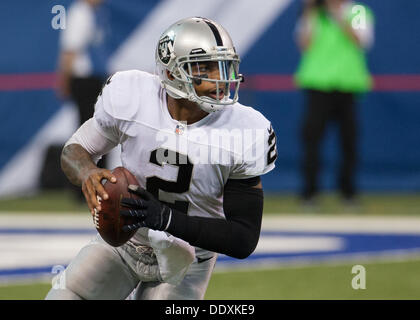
[146,148,193,214]
[267,125,277,165]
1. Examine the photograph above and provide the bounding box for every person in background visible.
[57,0,109,170]
[294,0,374,206]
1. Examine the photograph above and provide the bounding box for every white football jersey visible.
[93,70,277,257]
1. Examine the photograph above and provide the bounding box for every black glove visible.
[120,185,172,232]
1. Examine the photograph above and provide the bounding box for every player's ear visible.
[166,70,175,80]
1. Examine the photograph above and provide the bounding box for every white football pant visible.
[45,234,216,300]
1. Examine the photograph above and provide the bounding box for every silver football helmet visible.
[155,17,243,113]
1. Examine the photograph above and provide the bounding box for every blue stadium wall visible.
[0,0,419,193]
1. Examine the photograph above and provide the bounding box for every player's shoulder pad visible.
[100,70,159,121]
[218,102,272,132]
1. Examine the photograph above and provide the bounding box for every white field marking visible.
[0,213,92,229]
[0,232,342,270]
[0,274,54,286]
[254,235,344,253]
[0,233,94,269]
[0,233,343,269]
[2,213,420,273]
[108,0,292,73]
[261,215,420,234]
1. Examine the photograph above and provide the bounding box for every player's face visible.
[190,62,226,100]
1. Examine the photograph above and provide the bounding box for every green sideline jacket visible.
[295,3,373,93]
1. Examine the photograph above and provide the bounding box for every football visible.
[93,166,140,247]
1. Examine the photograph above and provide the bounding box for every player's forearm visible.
[61,143,98,187]
[166,180,264,259]
[167,213,261,259]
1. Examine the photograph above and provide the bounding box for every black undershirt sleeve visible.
[166,177,264,259]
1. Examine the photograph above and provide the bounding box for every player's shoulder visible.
[216,101,272,130]
[108,69,159,93]
[99,70,160,121]
[215,102,277,177]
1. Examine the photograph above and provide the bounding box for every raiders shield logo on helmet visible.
[158,35,174,65]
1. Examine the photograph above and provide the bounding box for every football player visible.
[46,17,277,300]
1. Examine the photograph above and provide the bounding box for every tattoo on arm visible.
[61,144,97,186]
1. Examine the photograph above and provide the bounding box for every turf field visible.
[2,258,420,300]
[206,259,420,299]
[0,191,419,300]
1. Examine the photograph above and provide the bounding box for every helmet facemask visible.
[161,52,242,113]
[179,53,242,109]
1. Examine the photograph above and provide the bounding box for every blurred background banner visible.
[0,0,420,198]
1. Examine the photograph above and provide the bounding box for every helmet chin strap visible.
[161,81,185,99]
[188,95,220,113]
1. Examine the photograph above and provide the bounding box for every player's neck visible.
[166,95,209,124]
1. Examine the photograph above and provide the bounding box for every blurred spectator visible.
[294,0,374,205]
[57,0,109,169]
[55,0,110,200]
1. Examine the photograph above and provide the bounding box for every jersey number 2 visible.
[146,148,193,214]
[267,125,277,165]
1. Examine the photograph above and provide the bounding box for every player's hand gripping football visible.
[120,185,172,232]
[81,168,117,215]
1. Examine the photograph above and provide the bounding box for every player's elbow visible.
[232,246,256,260]
[60,144,80,172]
[229,233,259,259]
[60,144,73,171]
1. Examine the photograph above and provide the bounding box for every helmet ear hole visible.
[166,70,175,80]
